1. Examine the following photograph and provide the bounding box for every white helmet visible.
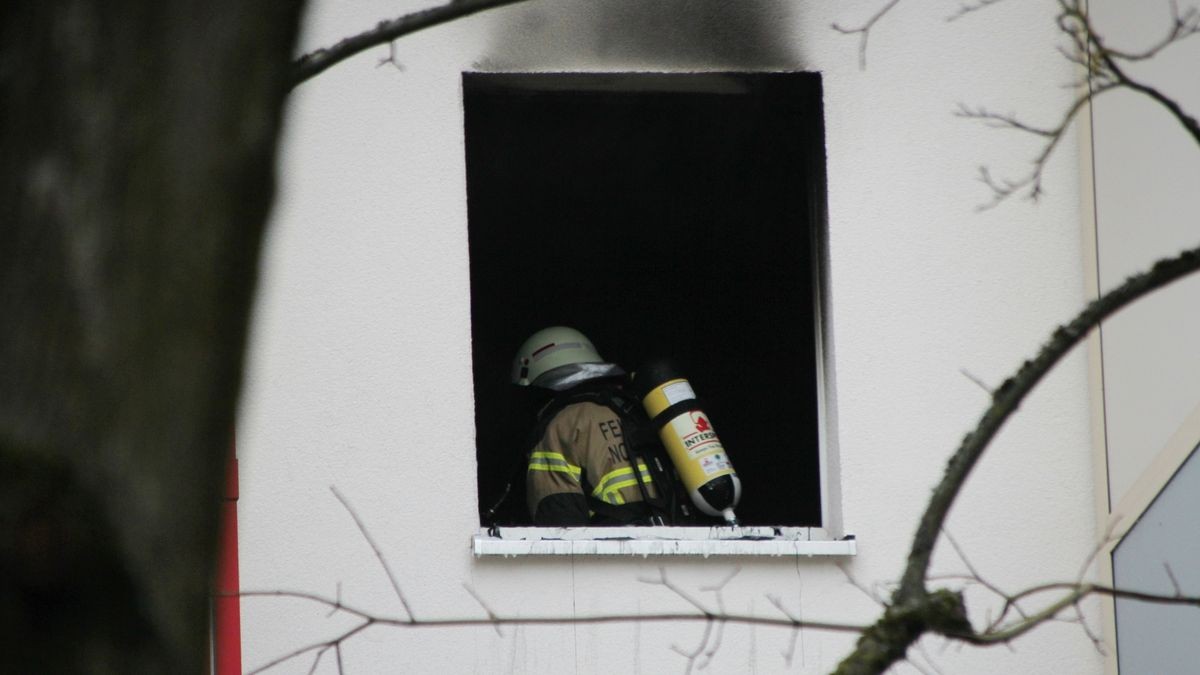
[512,326,624,390]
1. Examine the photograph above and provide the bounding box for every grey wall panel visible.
[1113,444,1200,674]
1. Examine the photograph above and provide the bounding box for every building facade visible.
[235,1,1198,672]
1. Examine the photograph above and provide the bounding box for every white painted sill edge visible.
[472,526,857,557]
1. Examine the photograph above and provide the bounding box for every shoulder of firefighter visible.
[526,400,658,526]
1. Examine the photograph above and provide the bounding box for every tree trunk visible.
[0,0,304,670]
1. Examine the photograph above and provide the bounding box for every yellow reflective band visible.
[528,461,582,478]
[590,466,632,497]
[591,462,652,504]
[604,478,642,503]
[528,451,581,481]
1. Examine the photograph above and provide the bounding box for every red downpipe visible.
[214,441,242,674]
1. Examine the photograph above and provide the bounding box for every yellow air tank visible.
[633,360,741,525]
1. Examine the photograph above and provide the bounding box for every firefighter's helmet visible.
[511,326,623,390]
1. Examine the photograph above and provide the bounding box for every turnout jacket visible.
[526,399,657,526]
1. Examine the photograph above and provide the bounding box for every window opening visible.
[464,72,829,528]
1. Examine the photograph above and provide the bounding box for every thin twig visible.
[768,592,805,667]
[701,619,725,669]
[463,583,503,636]
[376,41,405,72]
[954,104,1058,137]
[831,0,903,69]
[940,529,1030,631]
[699,567,742,595]
[1076,518,1121,583]
[641,568,714,616]
[330,486,416,622]
[305,647,326,675]
[1164,562,1182,596]
[954,0,1200,208]
[1069,601,1107,656]
[905,653,936,675]
[1068,0,1200,145]
[326,582,343,618]
[959,369,993,395]
[242,586,867,673]
[837,561,885,606]
[964,82,1119,210]
[291,0,533,89]
[671,620,714,675]
[248,620,374,675]
[952,580,1200,647]
[946,0,1010,23]
[914,640,946,675]
[238,588,866,632]
[643,567,736,670]
[1099,0,1200,62]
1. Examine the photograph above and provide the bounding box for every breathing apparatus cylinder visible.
[632,360,741,526]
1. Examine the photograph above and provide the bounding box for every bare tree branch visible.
[912,641,947,675]
[838,561,887,606]
[905,652,937,675]
[1098,0,1200,62]
[899,243,1200,602]
[829,243,1200,674]
[291,0,533,89]
[239,587,867,673]
[951,0,1200,208]
[463,583,504,636]
[331,486,416,622]
[702,619,725,670]
[958,369,994,395]
[670,620,714,675]
[641,567,715,616]
[326,582,344,618]
[954,103,1060,137]
[376,41,406,72]
[699,567,742,596]
[1062,0,1200,145]
[831,0,902,69]
[961,81,1119,209]
[958,581,1200,645]
[1115,73,1200,145]
[1164,562,1183,596]
[645,567,742,671]
[1068,602,1107,656]
[305,647,325,675]
[248,619,374,675]
[946,0,1010,23]
[766,592,805,666]
[940,529,1031,630]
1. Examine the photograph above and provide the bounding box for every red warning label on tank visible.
[670,412,723,459]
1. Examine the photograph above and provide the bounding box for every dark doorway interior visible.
[464,72,827,527]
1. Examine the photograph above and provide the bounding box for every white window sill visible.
[472,526,856,557]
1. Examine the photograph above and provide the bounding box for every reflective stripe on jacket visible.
[527,400,656,522]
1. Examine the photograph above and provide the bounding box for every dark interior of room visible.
[464,72,827,527]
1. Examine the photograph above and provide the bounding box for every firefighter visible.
[512,326,658,526]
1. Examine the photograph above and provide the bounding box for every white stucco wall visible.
[238,2,1103,673]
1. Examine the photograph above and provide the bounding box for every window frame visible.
[463,71,844,553]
